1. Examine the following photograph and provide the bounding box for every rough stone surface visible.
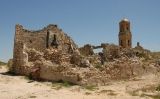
[12,24,78,74]
[79,44,94,56]
[119,19,132,48]
[11,23,159,86]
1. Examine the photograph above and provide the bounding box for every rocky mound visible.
[9,43,160,86]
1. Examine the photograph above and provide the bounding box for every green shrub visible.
[61,80,73,87]
[52,80,75,90]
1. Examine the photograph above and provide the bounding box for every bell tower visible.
[118,18,132,48]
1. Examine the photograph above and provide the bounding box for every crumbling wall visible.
[12,24,78,75]
[14,24,77,52]
[79,44,94,56]
[12,41,27,74]
[11,24,157,86]
[101,43,120,60]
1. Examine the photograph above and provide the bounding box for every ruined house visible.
[12,24,78,75]
[12,18,133,75]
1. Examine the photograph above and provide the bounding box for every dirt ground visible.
[0,66,160,99]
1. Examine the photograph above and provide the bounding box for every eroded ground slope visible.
[0,66,160,99]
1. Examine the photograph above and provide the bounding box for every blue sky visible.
[0,0,160,62]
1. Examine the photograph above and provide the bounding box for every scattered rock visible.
[10,24,160,86]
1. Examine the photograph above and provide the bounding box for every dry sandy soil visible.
[0,66,160,99]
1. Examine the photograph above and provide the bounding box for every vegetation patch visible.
[51,80,75,90]
[0,61,7,66]
[128,91,139,96]
[98,89,117,96]
[84,85,98,91]
[58,80,75,87]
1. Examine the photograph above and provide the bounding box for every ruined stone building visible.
[12,19,133,74]
[11,18,146,85]
[12,24,78,74]
[119,18,132,48]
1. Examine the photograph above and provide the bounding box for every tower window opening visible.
[120,40,123,46]
[120,25,123,32]
[128,40,130,46]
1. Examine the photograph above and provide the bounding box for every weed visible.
[108,92,117,96]
[84,85,98,91]
[51,80,75,90]
[98,90,117,96]
[128,91,139,96]
[61,81,73,87]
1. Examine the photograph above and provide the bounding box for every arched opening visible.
[120,40,123,46]
[127,27,129,31]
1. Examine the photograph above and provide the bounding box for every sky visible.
[0,0,160,62]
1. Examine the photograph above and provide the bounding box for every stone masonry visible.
[10,19,155,85]
[119,18,132,48]
[12,24,78,74]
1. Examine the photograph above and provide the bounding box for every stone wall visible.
[14,24,77,52]
[79,44,94,56]
[12,24,78,74]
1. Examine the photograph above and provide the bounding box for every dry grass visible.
[98,90,117,96]
[84,85,98,91]
[0,61,7,66]
[29,95,37,98]
[85,92,92,95]
[51,81,75,90]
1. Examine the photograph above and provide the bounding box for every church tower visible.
[118,18,132,48]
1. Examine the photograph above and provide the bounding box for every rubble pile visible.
[43,49,68,64]
[10,41,160,86]
[10,42,160,85]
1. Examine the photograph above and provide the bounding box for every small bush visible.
[61,80,73,87]
[84,85,98,91]
[52,80,75,90]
